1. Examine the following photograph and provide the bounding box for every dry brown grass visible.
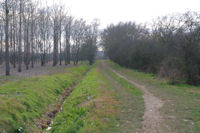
[190,89,200,94]
[80,88,119,114]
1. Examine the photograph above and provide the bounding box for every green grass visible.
[0,75,19,84]
[49,65,99,133]
[106,60,200,133]
[0,65,90,133]
[77,66,119,133]
[49,61,144,133]
[49,63,118,133]
[109,68,144,119]
[100,63,144,132]
[49,64,94,132]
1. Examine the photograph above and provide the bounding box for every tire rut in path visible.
[102,62,163,133]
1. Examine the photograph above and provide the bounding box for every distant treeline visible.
[101,11,200,85]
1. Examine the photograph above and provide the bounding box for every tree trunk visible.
[5,0,10,76]
[59,24,62,65]
[59,35,62,65]
[41,35,46,66]
[31,18,34,68]
[13,10,16,68]
[25,20,30,70]
[13,30,16,68]
[65,33,70,65]
[18,0,22,72]
[0,27,3,65]
[53,19,58,66]
[10,21,13,67]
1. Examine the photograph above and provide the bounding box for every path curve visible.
[102,62,163,133]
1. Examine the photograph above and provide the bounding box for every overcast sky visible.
[44,0,200,29]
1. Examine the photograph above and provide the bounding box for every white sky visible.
[45,0,200,29]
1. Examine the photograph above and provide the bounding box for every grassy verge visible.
[49,61,144,133]
[99,63,144,132]
[49,64,118,133]
[106,60,200,132]
[0,65,90,133]
[107,67,144,131]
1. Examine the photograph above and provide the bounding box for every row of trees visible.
[101,11,200,85]
[0,0,98,75]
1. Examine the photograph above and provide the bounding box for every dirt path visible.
[100,64,142,133]
[102,62,163,133]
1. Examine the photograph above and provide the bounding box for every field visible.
[0,60,200,133]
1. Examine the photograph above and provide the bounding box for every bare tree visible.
[58,5,65,65]
[0,0,99,76]
[64,16,73,65]
[23,1,31,70]
[52,6,59,66]
[71,19,86,65]
[18,0,22,72]
[10,0,17,68]
[0,23,4,65]
[30,1,37,68]
[82,20,99,65]
[4,0,10,75]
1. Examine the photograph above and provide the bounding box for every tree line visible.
[101,11,200,85]
[0,0,98,75]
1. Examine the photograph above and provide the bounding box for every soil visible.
[102,62,164,133]
[0,63,73,78]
